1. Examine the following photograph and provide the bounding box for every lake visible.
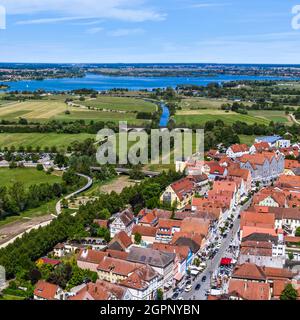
[2,73,300,92]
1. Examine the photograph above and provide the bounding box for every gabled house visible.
[160,177,195,209]
[226,144,249,158]
[68,280,130,300]
[127,247,176,285]
[110,208,135,238]
[120,265,163,300]
[108,231,133,252]
[77,249,108,272]
[34,280,64,301]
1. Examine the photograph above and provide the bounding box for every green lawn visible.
[0,168,61,189]
[173,113,271,126]
[179,98,232,110]
[247,110,290,124]
[74,96,157,112]
[55,109,147,125]
[238,135,256,146]
[0,133,95,149]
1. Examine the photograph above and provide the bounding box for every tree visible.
[288,252,294,261]
[36,164,44,171]
[134,233,142,245]
[296,227,300,237]
[157,288,164,300]
[280,284,298,300]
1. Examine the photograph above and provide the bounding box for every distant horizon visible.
[1,62,300,66]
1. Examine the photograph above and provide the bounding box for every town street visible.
[179,198,252,300]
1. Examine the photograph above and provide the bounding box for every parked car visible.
[172,292,179,300]
[201,276,207,282]
[185,285,193,292]
[195,284,201,291]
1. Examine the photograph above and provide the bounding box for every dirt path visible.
[0,215,53,247]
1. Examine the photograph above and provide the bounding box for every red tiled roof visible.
[77,249,108,264]
[170,178,194,201]
[228,279,270,300]
[34,281,59,300]
[109,231,132,250]
[229,144,249,153]
[132,225,157,237]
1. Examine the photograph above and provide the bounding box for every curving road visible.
[0,173,93,249]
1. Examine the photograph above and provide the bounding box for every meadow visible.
[0,168,62,189]
[0,133,95,149]
[73,96,157,112]
[247,110,291,124]
[173,112,271,126]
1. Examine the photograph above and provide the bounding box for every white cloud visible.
[108,28,144,37]
[190,2,231,8]
[86,27,104,34]
[1,0,166,23]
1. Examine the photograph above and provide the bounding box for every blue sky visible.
[0,0,300,63]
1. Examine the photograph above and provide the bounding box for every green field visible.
[247,110,291,124]
[173,112,271,126]
[73,96,157,112]
[0,96,154,125]
[179,98,230,110]
[0,168,61,189]
[238,135,256,145]
[0,133,95,149]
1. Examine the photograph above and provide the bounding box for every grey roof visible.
[242,233,278,244]
[119,209,134,227]
[292,168,300,176]
[127,247,175,268]
[173,237,200,253]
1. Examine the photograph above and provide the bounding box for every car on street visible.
[201,276,207,282]
[185,285,193,292]
[172,292,179,300]
[195,284,201,290]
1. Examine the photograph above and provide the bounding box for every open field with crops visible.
[73,96,157,112]
[173,111,271,126]
[247,110,292,124]
[0,97,153,124]
[179,98,232,110]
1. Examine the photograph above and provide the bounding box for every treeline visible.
[0,170,182,278]
[0,170,82,221]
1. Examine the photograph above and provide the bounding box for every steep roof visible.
[229,144,249,153]
[118,209,134,227]
[77,249,108,265]
[232,263,294,281]
[34,281,59,300]
[132,225,157,237]
[127,247,175,268]
[170,177,194,201]
[97,256,142,276]
[240,211,275,229]
[69,280,126,300]
[120,265,160,290]
[228,279,270,300]
[108,231,132,251]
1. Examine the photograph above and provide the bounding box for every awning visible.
[220,258,232,266]
[174,272,184,281]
